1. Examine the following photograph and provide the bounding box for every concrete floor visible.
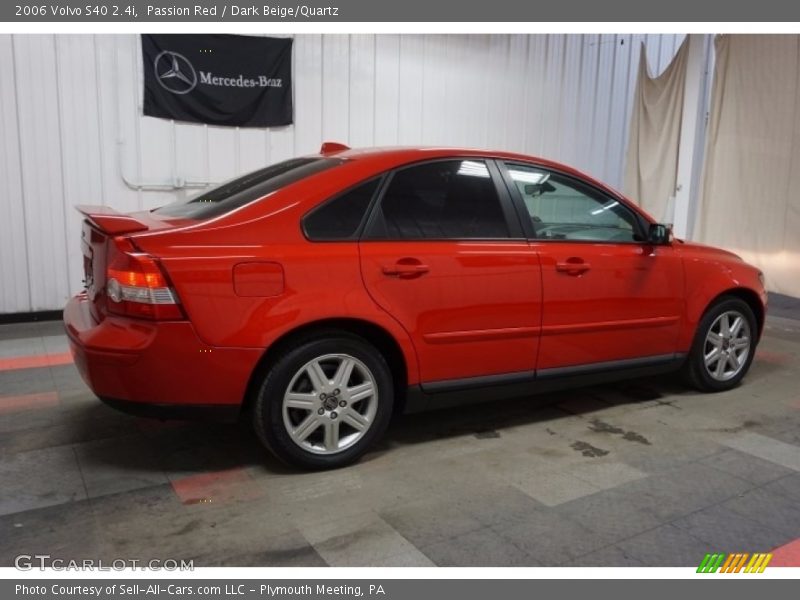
[1,302,800,567]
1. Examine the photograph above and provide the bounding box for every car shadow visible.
[374,374,683,455]
[70,366,766,479]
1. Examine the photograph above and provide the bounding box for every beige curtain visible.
[624,40,689,222]
[698,35,800,297]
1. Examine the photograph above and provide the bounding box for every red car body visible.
[64,145,767,423]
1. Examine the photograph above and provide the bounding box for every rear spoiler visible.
[76,205,149,235]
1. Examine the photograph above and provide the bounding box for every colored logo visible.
[697,552,772,573]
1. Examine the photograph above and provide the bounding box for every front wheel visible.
[253,333,394,470]
[683,296,758,392]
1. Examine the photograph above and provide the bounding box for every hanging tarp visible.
[624,39,689,222]
[697,35,800,297]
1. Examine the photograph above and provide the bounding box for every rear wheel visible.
[253,333,393,469]
[683,296,757,392]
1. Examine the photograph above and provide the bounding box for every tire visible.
[682,296,758,392]
[253,331,394,470]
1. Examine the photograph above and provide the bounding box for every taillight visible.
[105,237,185,320]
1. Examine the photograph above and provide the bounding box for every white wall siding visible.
[0,33,684,313]
[0,36,30,314]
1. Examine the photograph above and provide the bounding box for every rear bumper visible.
[64,293,262,417]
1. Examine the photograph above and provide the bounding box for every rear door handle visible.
[382,258,430,279]
[555,258,591,276]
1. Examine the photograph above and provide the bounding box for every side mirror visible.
[647,223,672,245]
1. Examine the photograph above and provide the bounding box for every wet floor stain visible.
[570,441,609,457]
[622,431,651,445]
[319,526,385,552]
[588,420,624,435]
[588,418,652,445]
[171,519,203,535]
[257,545,326,565]
[710,420,761,434]
[652,399,681,409]
[529,446,569,459]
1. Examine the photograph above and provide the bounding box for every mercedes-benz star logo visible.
[154,50,197,95]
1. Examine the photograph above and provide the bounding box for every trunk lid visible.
[77,205,191,321]
[76,204,150,235]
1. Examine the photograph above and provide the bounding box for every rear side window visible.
[303,178,381,240]
[365,160,510,240]
[155,157,344,220]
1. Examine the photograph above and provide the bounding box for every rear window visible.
[154,157,344,219]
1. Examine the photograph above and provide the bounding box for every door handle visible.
[555,258,591,276]
[381,258,430,279]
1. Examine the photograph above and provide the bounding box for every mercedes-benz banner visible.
[142,34,293,127]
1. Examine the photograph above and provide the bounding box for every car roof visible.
[317,145,629,203]
[330,145,564,166]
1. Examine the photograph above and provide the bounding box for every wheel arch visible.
[702,287,766,340]
[241,317,412,417]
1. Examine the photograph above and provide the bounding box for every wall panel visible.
[11,35,70,312]
[0,36,31,313]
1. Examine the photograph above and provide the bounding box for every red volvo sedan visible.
[64,144,767,469]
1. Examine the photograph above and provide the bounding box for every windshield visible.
[154,157,344,219]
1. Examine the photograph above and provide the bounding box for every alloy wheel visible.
[703,310,752,382]
[282,353,378,455]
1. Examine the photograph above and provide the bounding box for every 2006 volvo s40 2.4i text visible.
[65,144,767,469]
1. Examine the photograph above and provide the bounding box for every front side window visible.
[504,163,640,242]
[365,160,510,240]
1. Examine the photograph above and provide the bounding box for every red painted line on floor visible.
[755,349,791,365]
[171,467,262,506]
[771,538,800,567]
[0,391,60,414]
[0,351,73,372]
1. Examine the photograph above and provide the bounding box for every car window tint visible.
[365,160,510,240]
[304,178,381,240]
[504,163,639,242]
[155,157,344,220]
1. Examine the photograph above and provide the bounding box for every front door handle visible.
[382,258,430,279]
[555,258,591,276]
